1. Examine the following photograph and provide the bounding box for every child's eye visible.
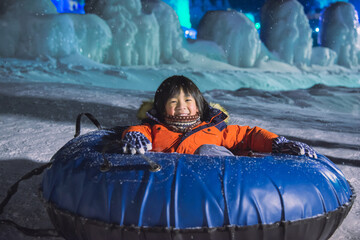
[185,98,193,102]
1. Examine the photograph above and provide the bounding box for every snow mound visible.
[311,47,337,66]
[184,40,227,62]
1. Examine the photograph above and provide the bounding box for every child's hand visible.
[121,131,152,154]
[272,136,318,159]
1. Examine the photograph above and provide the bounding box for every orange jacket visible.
[122,108,278,155]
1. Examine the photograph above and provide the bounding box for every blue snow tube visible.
[41,128,355,240]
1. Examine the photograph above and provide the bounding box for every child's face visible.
[165,89,199,117]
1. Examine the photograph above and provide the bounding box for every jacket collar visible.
[145,108,161,123]
[205,106,228,123]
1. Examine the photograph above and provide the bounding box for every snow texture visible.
[311,46,337,66]
[0,57,359,240]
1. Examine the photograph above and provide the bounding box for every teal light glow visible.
[162,0,191,28]
[177,0,191,28]
[245,13,255,22]
[317,0,349,9]
[255,22,261,29]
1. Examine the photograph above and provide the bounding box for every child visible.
[121,75,317,158]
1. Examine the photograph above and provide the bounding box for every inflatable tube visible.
[41,128,355,240]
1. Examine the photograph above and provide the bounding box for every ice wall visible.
[0,0,189,66]
[0,0,112,62]
[142,0,190,64]
[86,0,148,66]
[260,0,313,66]
[77,0,189,66]
[197,10,261,68]
[319,2,359,68]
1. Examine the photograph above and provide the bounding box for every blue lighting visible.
[182,27,197,39]
[162,0,192,28]
[51,0,85,14]
[245,13,255,22]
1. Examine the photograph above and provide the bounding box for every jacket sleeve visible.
[121,124,153,143]
[221,125,278,153]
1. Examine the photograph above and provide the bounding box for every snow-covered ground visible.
[0,55,359,239]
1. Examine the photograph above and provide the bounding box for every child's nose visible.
[176,100,186,109]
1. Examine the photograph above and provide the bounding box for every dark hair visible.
[154,75,209,121]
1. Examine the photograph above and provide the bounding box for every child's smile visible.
[165,89,199,117]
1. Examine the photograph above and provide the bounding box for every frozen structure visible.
[197,10,262,68]
[86,0,154,66]
[0,0,189,66]
[0,0,111,62]
[142,0,190,64]
[1,0,359,69]
[86,0,189,66]
[260,0,313,66]
[184,39,227,62]
[310,47,337,66]
[319,2,360,68]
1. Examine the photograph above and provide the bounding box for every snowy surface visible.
[0,55,359,240]
[0,0,359,239]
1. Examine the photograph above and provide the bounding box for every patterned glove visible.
[121,131,152,154]
[272,136,317,159]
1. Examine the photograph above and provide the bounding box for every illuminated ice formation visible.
[319,2,360,68]
[197,10,262,68]
[0,0,111,62]
[78,0,189,66]
[0,0,189,66]
[260,0,313,66]
[142,0,190,64]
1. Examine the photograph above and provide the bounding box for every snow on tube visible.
[41,127,355,240]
